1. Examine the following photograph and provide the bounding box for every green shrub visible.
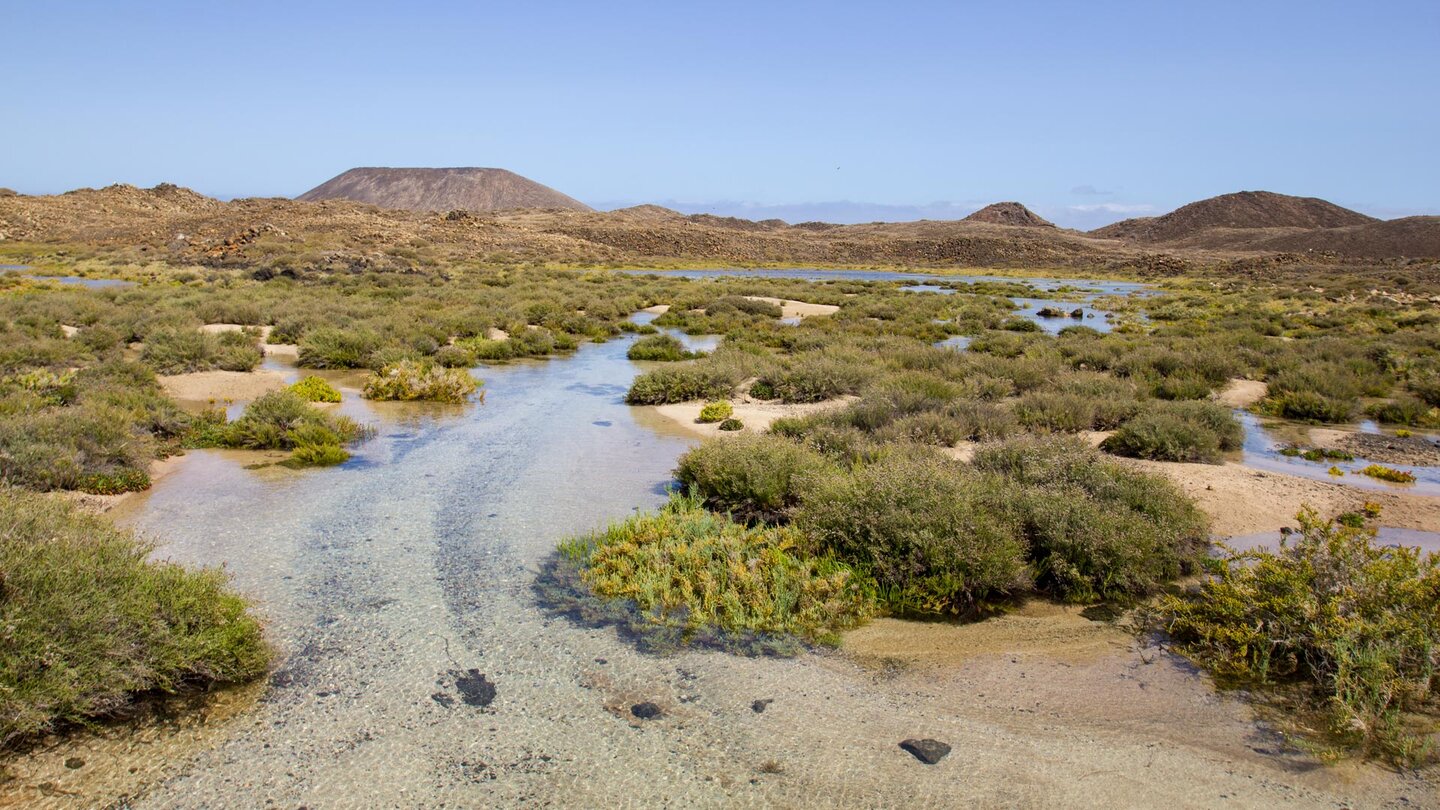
[140,328,261,374]
[627,365,738,405]
[706,296,783,318]
[288,375,342,403]
[1260,390,1357,422]
[676,433,833,523]
[1365,397,1439,427]
[1151,509,1440,766]
[697,401,734,423]
[795,451,1031,613]
[297,327,380,369]
[973,437,1209,602]
[0,487,270,745]
[555,494,874,647]
[207,390,368,468]
[362,360,480,403]
[627,334,700,362]
[287,442,350,467]
[718,418,744,431]
[1102,400,1242,463]
[74,468,152,495]
[433,344,477,368]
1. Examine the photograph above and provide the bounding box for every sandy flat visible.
[743,295,840,319]
[651,396,856,438]
[60,324,80,338]
[486,327,509,340]
[1126,457,1440,536]
[640,304,670,315]
[1215,378,1267,408]
[159,369,288,403]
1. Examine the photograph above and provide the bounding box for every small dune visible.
[742,296,839,319]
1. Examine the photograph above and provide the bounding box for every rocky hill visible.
[962,202,1054,227]
[1093,191,1376,243]
[296,167,593,212]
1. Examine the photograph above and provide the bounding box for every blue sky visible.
[3,1,1436,227]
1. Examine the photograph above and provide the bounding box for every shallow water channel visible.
[8,277,1436,807]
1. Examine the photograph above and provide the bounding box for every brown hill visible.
[1253,216,1440,259]
[1092,191,1375,243]
[296,167,593,212]
[963,202,1054,227]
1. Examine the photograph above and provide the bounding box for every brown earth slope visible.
[296,167,593,212]
[1093,190,1376,243]
[962,202,1055,227]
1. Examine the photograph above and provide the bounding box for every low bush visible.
[718,418,744,431]
[297,327,381,369]
[1102,400,1242,463]
[627,365,739,405]
[627,334,700,362]
[197,390,368,469]
[794,450,1030,613]
[0,487,270,745]
[288,375,341,403]
[141,328,261,374]
[1151,509,1440,766]
[362,360,480,403]
[1365,397,1439,427]
[676,433,833,523]
[697,401,733,423]
[555,494,874,647]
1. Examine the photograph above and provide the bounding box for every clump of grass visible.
[297,327,380,369]
[1101,400,1242,463]
[556,494,874,646]
[288,375,341,403]
[0,486,270,746]
[141,328,261,374]
[1359,464,1417,484]
[362,360,480,403]
[627,334,701,362]
[1150,509,1440,766]
[1365,397,1440,428]
[718,418,744,431]
[1279,445,1355,462]
[697,401,733,423]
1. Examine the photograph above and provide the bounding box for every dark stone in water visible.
[592,420,613,427]
[899,738,951,764]
[64,757,85,770]
[431,692,455,708]
[1070,308,1084,318]
[751,699,773,713]
[452,670,496,708]
[631,702,663,719]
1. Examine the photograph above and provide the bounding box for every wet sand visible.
[650,396,856,438]
[158,369,288,404]
[742,296,840,319]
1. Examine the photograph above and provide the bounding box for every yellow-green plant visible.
[289,375,341,403]
[697,401,734,423]
[1360,464,1416,483]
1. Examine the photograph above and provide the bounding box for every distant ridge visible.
[1092,190,1375,243]
[963,202,1054,227]
[297,167,593,212]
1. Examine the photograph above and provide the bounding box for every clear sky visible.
[3,0,1437,227]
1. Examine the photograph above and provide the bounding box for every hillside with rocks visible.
[962,202,1055,227]
[297,167,593,212]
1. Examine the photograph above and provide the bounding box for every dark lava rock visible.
[452,669,496,708]
[64,757,85,770]
[1070,308,1084,318]
[631,702,663,719]
[899,738,951,764]
[751,699,773,713]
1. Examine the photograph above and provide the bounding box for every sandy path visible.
[651,396,856,438]
[1127,458,1440,536]
[159,369,288,403]
[743,296,840,319]
[1216,378,1267,408]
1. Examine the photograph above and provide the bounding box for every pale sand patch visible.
[200,323,271,340]
[1308,427,1352,448]
[160,369,288,403]
[1121,458,1440,537]
[264,342,299,359]
[487,327,510,340]
[650,396,856,438]
[742,296,840,319]
[640,304,670,315]
[60,324,79,338]
[1215,378,1268,408]
[844,602,1128,669]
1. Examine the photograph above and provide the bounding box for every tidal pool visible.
[0,264,137,289]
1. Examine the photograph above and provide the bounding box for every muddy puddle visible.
[6,298,1436,807]
[1237,411,1440,495]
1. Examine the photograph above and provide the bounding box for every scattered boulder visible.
[1070,308,1084,318]
[1036,307,1067,318]
[899,738,952,764]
